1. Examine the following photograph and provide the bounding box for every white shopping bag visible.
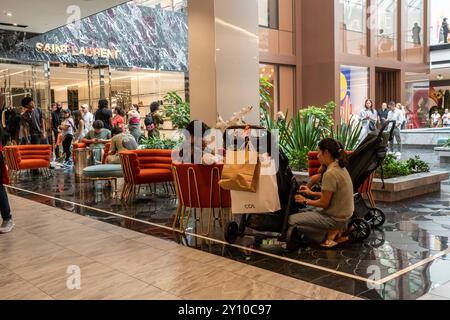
[230,158,280,214]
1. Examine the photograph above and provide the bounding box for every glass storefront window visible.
[405,72,431,129]
[341,0,368,55]
[340,65,369,123]
[135,0,187,12]
[376,0,398,60]
[258,0,279,29]
[430,0,450,45]
[405,0,424,63]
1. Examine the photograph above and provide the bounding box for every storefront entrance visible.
[0,60,186,112]
[375,67,401,107]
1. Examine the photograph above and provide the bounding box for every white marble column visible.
[188,0,260,127]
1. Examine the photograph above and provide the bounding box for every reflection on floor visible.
[6,164,450,300]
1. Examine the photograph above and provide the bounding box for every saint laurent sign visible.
[35,42,121,59]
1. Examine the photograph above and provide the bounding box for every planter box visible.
[294,171,450,203]
[372,172,449,202]
[435,147,450,164]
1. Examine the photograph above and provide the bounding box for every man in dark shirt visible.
[51,103,63,158]
[378,102,389,126]
[21,97,47,145]
[95,99,112,131]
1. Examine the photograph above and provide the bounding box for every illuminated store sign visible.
[35,42,121,59]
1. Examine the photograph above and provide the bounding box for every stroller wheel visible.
[348,218,371,242]
[364,208,386,228]
[224,222,239,244]
[285,226,301,252]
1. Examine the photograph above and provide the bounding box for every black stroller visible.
[223,121,396,247]
[340,120,397,242]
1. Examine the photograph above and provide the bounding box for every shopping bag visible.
[230,158,280,214]
[219,143,260,193]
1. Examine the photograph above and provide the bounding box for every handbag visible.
[369,120,376,131]
[219,141,260,193]
[230,158,281,214]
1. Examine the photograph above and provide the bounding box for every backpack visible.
[144,114,156,131]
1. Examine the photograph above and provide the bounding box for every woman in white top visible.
[443,109,450,127]
[358,99,378,144]
[72,110,85,143]
[59,109,75,165]
[431,110,441,128]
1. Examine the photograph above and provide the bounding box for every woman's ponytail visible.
[337,142,349,168]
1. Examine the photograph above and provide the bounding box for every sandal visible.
[320,239,338,248]
[335,236,349,244]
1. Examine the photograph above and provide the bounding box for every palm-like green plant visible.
[332,117,363,151]
[278,112,322,170]
[259,77,273,111]
[163,91,190,129]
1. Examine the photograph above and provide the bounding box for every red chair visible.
[3,145,52,183]
[172,163,231,236]
[307,151,376,207]
[73,142,111,165]
[119,149,173,203]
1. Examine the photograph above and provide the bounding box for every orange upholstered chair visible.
[119,149,173,203]
[72,142,111,165]
[307,151,376,207]
[3,145,51,182]
[171,163,231,236]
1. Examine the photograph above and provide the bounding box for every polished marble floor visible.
[0,195,358,300]
[4,147,450,300]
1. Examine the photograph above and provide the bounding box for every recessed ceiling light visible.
[13,23,17,26]
[6,12,13,17]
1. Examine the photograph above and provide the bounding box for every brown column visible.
[300,0,336,107]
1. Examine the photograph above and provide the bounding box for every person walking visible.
[59,109,75,167]
[51,102,63,159]
[72,110,85,143]
[95,99,112,131]
[431,110,441,128]
[0,144,14,233]
[358,99,378,144]
[387,101,403,154]
[443,109,450,128]
[81,104,94,135]
[145,101,162,138]
[378,102,389,126]
[112,106,125,131]
[127,104,142,143]
[396,103,407,130]
[21,97,47,145]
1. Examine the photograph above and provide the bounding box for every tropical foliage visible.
[139,135,182,150]
[375,154,430,179]
[260,102,363,170]
[332,117,363,151]
[162,91,191,129]
[259,76,273,111]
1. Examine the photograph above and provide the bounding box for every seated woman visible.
[174,120,222,164]
[288,138,354,248]
[106,127,138,164]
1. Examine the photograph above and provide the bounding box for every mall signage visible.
[35,42,121,60]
